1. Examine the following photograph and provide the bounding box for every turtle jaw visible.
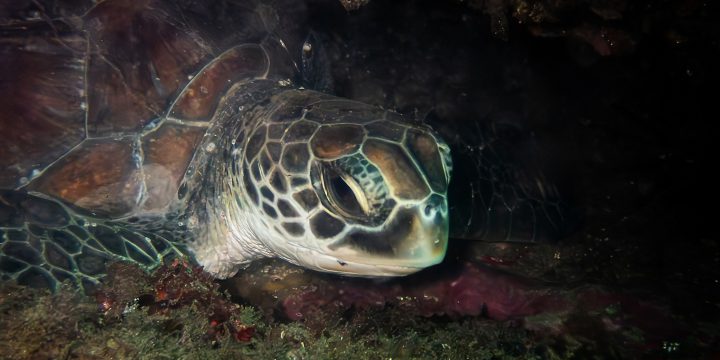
[310,252,439,277]
[299,204,450,277]
[279,238,447,278]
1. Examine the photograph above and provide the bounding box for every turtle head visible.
[239,90,451,276]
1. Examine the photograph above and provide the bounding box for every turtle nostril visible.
[422,194,447,224]
[424,204,433,216]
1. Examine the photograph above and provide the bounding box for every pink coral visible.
[283,263,570,320]
[282,261,679,348]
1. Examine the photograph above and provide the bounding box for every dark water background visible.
[302,0,719,331]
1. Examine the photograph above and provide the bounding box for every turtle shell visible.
[0,0,304,217]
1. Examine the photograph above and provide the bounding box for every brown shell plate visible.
[0,0,302,217]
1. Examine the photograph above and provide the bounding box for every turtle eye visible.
[321,167,369,218]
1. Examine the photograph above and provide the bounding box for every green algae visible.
[1,260,715,360]
[0,284,96,360]
[0,278,553,360]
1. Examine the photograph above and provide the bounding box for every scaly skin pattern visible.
[181,78,452,279]
[0,0,453,290]
[0,44,451,292]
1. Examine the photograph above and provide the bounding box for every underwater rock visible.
[277,262,573,320]
[226,258,688,353]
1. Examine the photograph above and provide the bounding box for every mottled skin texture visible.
[0,0,566,294]
[179,75,452,279]
[0,0,451,291]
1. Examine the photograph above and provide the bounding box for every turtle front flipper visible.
[0,191,187,293]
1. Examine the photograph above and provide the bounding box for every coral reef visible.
[0,264,556,359]
[0,260,262,359]
[226,258,709,357]
[96,260,257,344]
[1,259,716,359]
[0,284,96,360]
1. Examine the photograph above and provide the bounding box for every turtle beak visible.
[315,198,449,276]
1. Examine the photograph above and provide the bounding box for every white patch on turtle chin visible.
[188,193,275,279]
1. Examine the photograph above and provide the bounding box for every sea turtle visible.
[0,0,563,292]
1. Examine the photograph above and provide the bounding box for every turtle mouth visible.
[316,204,449,276]
[304,244,446,277]
[315,254,434,277]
